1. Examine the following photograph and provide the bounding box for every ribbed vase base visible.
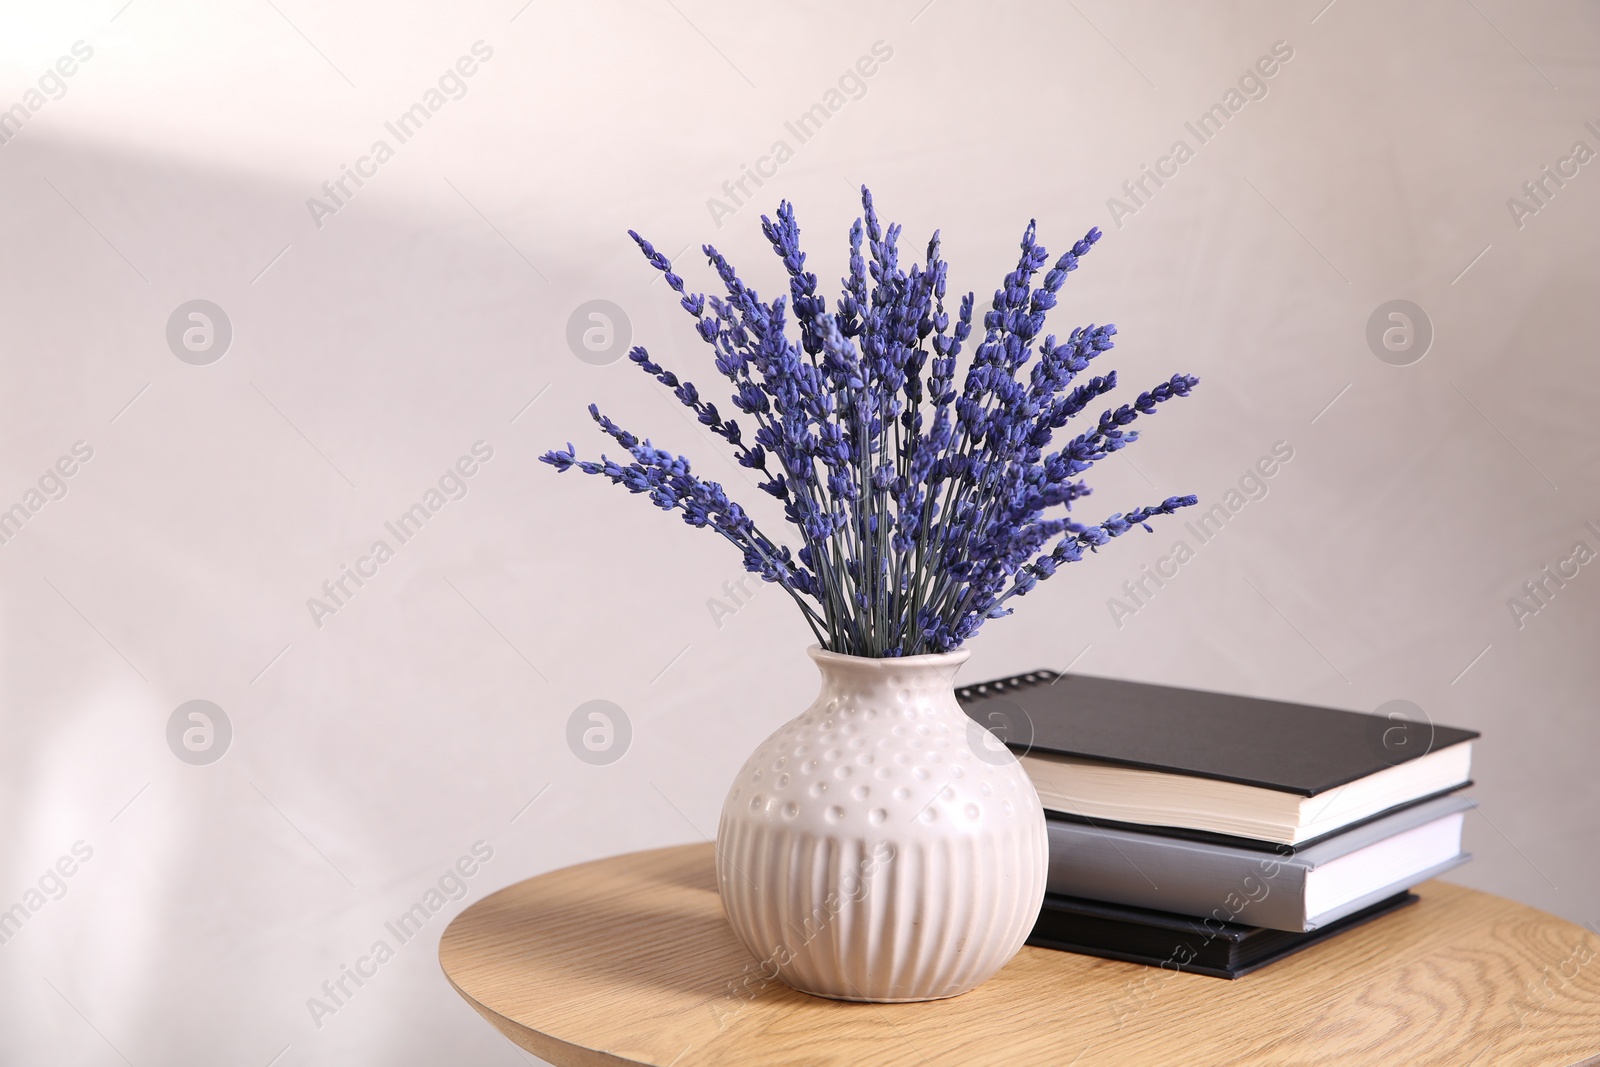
[716,647,1049,1005]
[787,984,979,1004]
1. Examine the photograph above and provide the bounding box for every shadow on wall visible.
[0,131,681,1066]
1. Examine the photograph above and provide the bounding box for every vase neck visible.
[808,646,969,700]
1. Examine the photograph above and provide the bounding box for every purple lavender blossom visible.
[544,189,1199,656]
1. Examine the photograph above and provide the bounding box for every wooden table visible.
[439,843,1600,1066]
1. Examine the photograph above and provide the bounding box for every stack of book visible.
[958,670,1478,978]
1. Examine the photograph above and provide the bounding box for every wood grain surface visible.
[439,843,1600,1066]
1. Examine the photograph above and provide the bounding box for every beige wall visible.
[1,1,1596,1063]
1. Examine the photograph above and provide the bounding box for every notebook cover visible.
[1045,794,1474,930]
[1026,890,1419,979]
[958,670,1478,795]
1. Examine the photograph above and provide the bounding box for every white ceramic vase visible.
[715,646,1048,1002]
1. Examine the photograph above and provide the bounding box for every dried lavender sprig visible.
[551,189,1199,656]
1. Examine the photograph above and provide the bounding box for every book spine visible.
[1047,821,1313,931]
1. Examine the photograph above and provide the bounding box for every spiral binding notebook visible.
[958,669,1477,848]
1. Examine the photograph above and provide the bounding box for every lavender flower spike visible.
[548,188,1200,656]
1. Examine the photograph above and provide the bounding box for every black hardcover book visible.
[958,670,1478,848]
[1027,890,1419,979]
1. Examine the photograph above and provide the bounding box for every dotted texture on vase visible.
[716,648,1048,1002]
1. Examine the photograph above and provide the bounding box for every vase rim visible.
[806,644,971,669]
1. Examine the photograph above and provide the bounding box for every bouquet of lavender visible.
[544,189,1198,657]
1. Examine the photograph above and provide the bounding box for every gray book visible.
[1046,794,1474,932]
